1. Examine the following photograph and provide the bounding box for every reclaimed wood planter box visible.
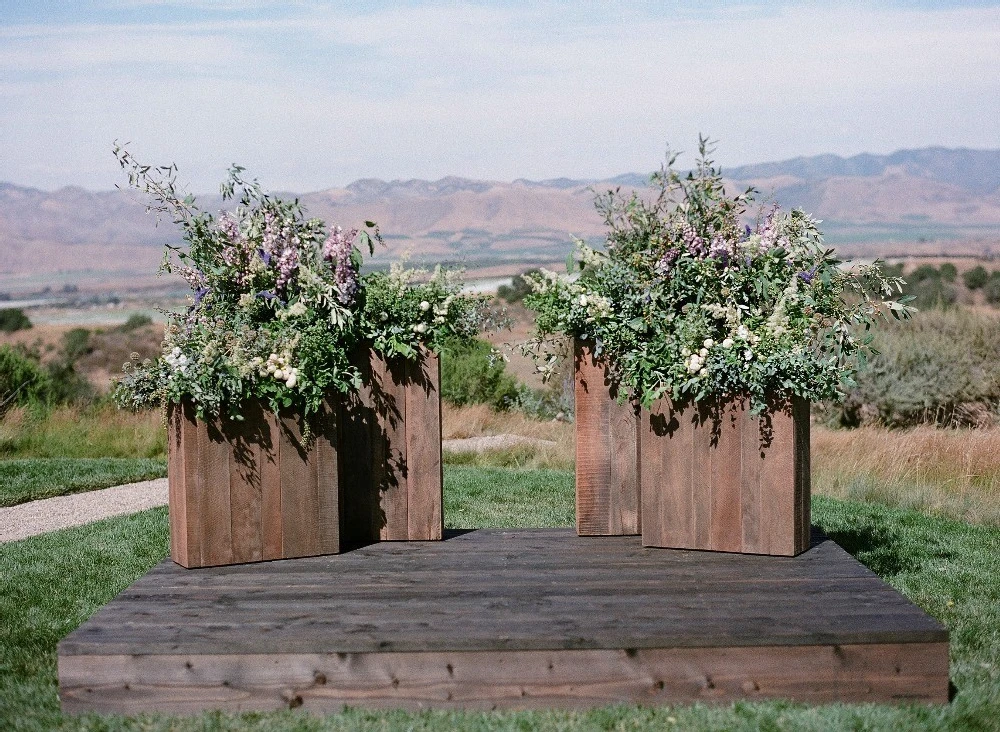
[573,340,641,536]
[640,396,811,556]
[167,348,442,568]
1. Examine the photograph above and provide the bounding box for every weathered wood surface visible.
[167,399,344,568]
[574,340,641,536]
[341,348,443,542]
[641,396,811,556]
[59,528,949,712]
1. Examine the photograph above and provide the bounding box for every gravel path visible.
[1,435,557,543]
[0,478,168,544]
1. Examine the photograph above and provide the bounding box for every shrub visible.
[984,273,1000,305]
[823,308,1000,427]
[963,265,989,290]
[908,276,957,310]
[440,338,519,410]
[0,308,31,333]
[0,346,53,412]
[119,314,153,332]
[908,263,940,283]
[61,328,93,361]
[496,270,540,304]
[939,262,957,282]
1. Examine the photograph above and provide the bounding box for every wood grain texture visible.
[574,340,640,536]
[59,528,949,714]
[59,641,949,714]
[167,398,345,568]
[405,350,443,540]
[641,396,811,556]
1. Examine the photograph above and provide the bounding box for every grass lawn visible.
[1,467,998,730]
[0,458,167,507]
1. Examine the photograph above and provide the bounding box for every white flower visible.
[744,350,753,361]
[681,347,691,357]
[413,322,428,334]
[736,325,750,339]
[699,348,708,358]
[698,367,708,376]
[286,374,296,388]
[578,295,588,307]
[703,338,714,348]
[273,369,285,380]
[722,338,734,348]
[419,301,430,311]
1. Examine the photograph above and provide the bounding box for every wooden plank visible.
[608,396,640,534]
[339,353,377,548]
[166,403,188,566]
[794,397,812,555]
[692,402,712,548]
[278,413,319,559]
[226,402,264,564]
[405,349,443,540]
[740,404,764,554]
[314,399,341,555]
[58,641,950,714]
[374,352,409,541]
[709,401,743,553]
[574,341,612,535]
[195,412,233,568]
[259,410,283,561]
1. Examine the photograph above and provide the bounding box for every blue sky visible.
[1,1,998,192]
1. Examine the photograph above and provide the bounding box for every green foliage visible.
[0,457,166,507]
[523,138,912,413]
[963,265,989,290]
[0,307,31,333]
[984,272,1000,305]
[440,337,518,409]
[825,308,1000,427]
[2,477,1000,730]
[0,346,53,411]
[496,269,540,303]
[939,262,958,282]
[110,147,484,424]
[118,313,154,331]
[61,327,93,361]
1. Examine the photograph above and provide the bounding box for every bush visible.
[824,308,1000,427]
[440,338,519,409]
[908,263,940,283]
[0,346,53,412]
[908,276,957,309]
[939,262,958,282]
[0,308,31,333]
[963,265,989,290]
[496,270,540,304]
[118,313,153,332]
[984,274,1000,305]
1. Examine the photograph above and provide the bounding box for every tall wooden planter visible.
[167,348,443,569]
[640,396,811,556]
[340,348,443,544]
[574,340,641,536]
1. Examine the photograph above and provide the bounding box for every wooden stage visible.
[58,528,949,714]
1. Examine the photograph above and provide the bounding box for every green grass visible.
[0,458,167,507]
[1,467,999,730]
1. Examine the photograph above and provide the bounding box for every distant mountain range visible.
[3,147,1000,292]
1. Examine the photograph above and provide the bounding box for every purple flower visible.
[798,267,817,284]
[256,290,277,300]
[323,225,359,305]
[656,248,679,274]
[258,248,271,266]
[194,287,209,305]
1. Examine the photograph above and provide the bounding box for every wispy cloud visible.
[1,2,998,191]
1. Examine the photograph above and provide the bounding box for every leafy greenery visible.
[496,269,540,303]
[111,147,486,425]
[1,473,998,730]
[963,265,989,290]
[523,138,913,413]
[825,308,1000,427]
[0,457,166,507]
[984,272,1000,305]
[440,337,519,409]
[0,346,53,412]
[0,307,31,333]
[0,404,165,459]
[118,313,154,331]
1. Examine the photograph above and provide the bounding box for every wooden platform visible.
[58,528,949,713]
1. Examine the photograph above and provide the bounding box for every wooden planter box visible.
[574,340,641,536]
[640,396,811,556]
[167,348,442,568]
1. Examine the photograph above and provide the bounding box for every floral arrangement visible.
[523,139,913,414]
[111,147,486,422]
